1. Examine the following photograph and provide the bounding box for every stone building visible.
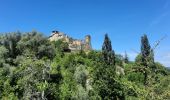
[49,31,92,51]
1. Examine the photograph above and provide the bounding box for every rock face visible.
[49,31,92,51]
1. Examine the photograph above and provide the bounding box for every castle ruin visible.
[49,31,92,51]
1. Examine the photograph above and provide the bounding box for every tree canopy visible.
[0,31,169,100]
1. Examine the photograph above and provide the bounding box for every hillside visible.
[0,31,170,100]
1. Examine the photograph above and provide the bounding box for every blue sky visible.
[0,0,170,67]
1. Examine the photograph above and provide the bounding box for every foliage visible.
[124,51,129,64]
[102,34,115,65]
[0,31,169,100]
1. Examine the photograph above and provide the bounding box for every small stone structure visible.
[49,31,92,51]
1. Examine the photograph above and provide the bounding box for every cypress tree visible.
[141,34,151,66]
[124,51,129,63]
[140,34,155,85]
[93,34,125,99]
[102,34,115,65]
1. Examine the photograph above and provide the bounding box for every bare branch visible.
[152,35,167,51]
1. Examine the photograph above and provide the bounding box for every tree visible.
[37,44,55,60]
[0,46,8,66]
[141,34,151,66]
[13,58,51,99]
[102,34,115,65]
[1,32,21,58]
[124,51,129,64]
[53,40,70,52]
[140,34,156,85]
[74,65,88,88]
[17,31,55,59]
[115,54,124,66]
[93,63,125,99]
[1,31,170,99]
[92,34,125,99]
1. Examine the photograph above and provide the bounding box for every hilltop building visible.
[49,31,92,51]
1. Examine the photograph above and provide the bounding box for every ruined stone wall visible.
[49,31,92,51]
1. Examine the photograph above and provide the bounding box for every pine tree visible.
[124,51,129,63]
[102,34,115,65]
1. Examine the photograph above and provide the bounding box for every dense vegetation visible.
[0,31,170,100]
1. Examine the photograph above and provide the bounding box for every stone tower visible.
[84,35,92,50]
